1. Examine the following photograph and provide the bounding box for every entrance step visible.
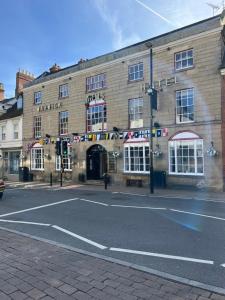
[85,180,104,186]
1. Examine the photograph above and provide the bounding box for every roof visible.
[25,14,221,89]
[0,103,22,121]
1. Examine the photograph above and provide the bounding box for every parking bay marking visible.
[111,205,167,210]
[0,198,79,218]
[110,247,214,265]
[52,225,107,250]
[170,209,225,222]
[0,219,51,226]
[79,198,108,206]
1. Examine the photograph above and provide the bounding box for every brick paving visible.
[0,229,224,299]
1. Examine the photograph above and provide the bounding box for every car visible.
[0,180,5,199]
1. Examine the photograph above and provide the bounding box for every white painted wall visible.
[0,116,22,149]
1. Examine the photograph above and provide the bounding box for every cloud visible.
[93,0,141,49]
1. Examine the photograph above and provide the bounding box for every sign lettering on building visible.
[37,102,62,112]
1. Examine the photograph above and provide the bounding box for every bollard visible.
[50,172,53,186]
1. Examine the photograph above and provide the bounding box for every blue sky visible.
[1,0,223,98]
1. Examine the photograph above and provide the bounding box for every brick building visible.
[22,14,225,191]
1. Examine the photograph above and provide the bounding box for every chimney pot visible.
[0,83,5,101]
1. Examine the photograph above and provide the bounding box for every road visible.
[0,186,225,290]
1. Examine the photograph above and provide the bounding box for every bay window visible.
[124,143,149,173]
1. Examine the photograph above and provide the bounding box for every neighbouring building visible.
[22,13,225,191]
[0,71,34,180]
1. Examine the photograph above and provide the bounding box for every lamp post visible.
[147,45,154,194]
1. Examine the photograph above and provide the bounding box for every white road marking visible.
[112,192,225,203]
[221,264,225,267]
[0,198,79,218]
[110,248,214,265]
[52,225,107,249]
[111,204,167,210]
[79,198,108,206]
[0,219,51,226]
[170,209,225,222]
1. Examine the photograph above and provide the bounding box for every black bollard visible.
[50,172,53,186]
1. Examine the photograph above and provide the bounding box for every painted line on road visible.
[221,264,225,268]
[52,225,107,250]
[79,198,109,206]
[111,204,167,210]
[170,209,225,222]
[0,198,79,218]
[0,219,51,226]
[112,192,225,203]
[110,247,214,265]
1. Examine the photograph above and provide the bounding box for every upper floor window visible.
[128,98,143,129]
[128,62,143,81]
[87,103,107,132]
[1,126,6,141]
[34,116,42,139]
[86,74,106,92]
[175,49,193,71]
[34,91,42,105]
[13,123,19,140]
[176,88,194,123]
[59,84,69,99]
[59,111,69,135]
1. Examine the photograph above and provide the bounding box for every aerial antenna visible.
[206,2,220,15]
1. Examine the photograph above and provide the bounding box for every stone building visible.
[22,14,225,190]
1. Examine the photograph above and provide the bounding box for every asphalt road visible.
[0,186,225,290]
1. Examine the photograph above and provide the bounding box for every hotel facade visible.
[22,14,225,191]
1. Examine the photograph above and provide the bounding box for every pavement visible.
[0,227,225,300]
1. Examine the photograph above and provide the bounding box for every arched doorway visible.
[86,145,107,180]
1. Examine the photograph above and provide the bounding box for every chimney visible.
[0,83,4,101]
[49,63,61,74]
[15,70,35,97]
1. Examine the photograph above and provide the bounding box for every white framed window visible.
[128,62,143,81]
[31,148,44,170]
[86,74,106,92]
[13,123,19,140]
[34,116,42,139]
[176,88,194,123]
[124,143,149,173]
[1,125,6,140]
[59,84,69,98]
[129,98,143,128]
[59,111,69,135]
[34,91,42,105]
[169,133,203,176]
[56,155,72,171]
[87,103,107,132]
[175,49,193,71]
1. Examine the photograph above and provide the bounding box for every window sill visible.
[85,87,107,94]
[174,66,195,73]
[168,173,204,177]
[127,78,144,84]
[176,120,195,125]
[58,96,69,100]
[123,172,149,176]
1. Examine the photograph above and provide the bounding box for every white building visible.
[0,98,23,180]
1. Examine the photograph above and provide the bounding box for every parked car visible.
[0,180,5,198]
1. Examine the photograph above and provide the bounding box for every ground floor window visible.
[31,148,44,170]
[124,143,149,173]
[169,139,203,175]
[56,155,72,171]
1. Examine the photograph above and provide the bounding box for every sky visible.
[0,0,223,98]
